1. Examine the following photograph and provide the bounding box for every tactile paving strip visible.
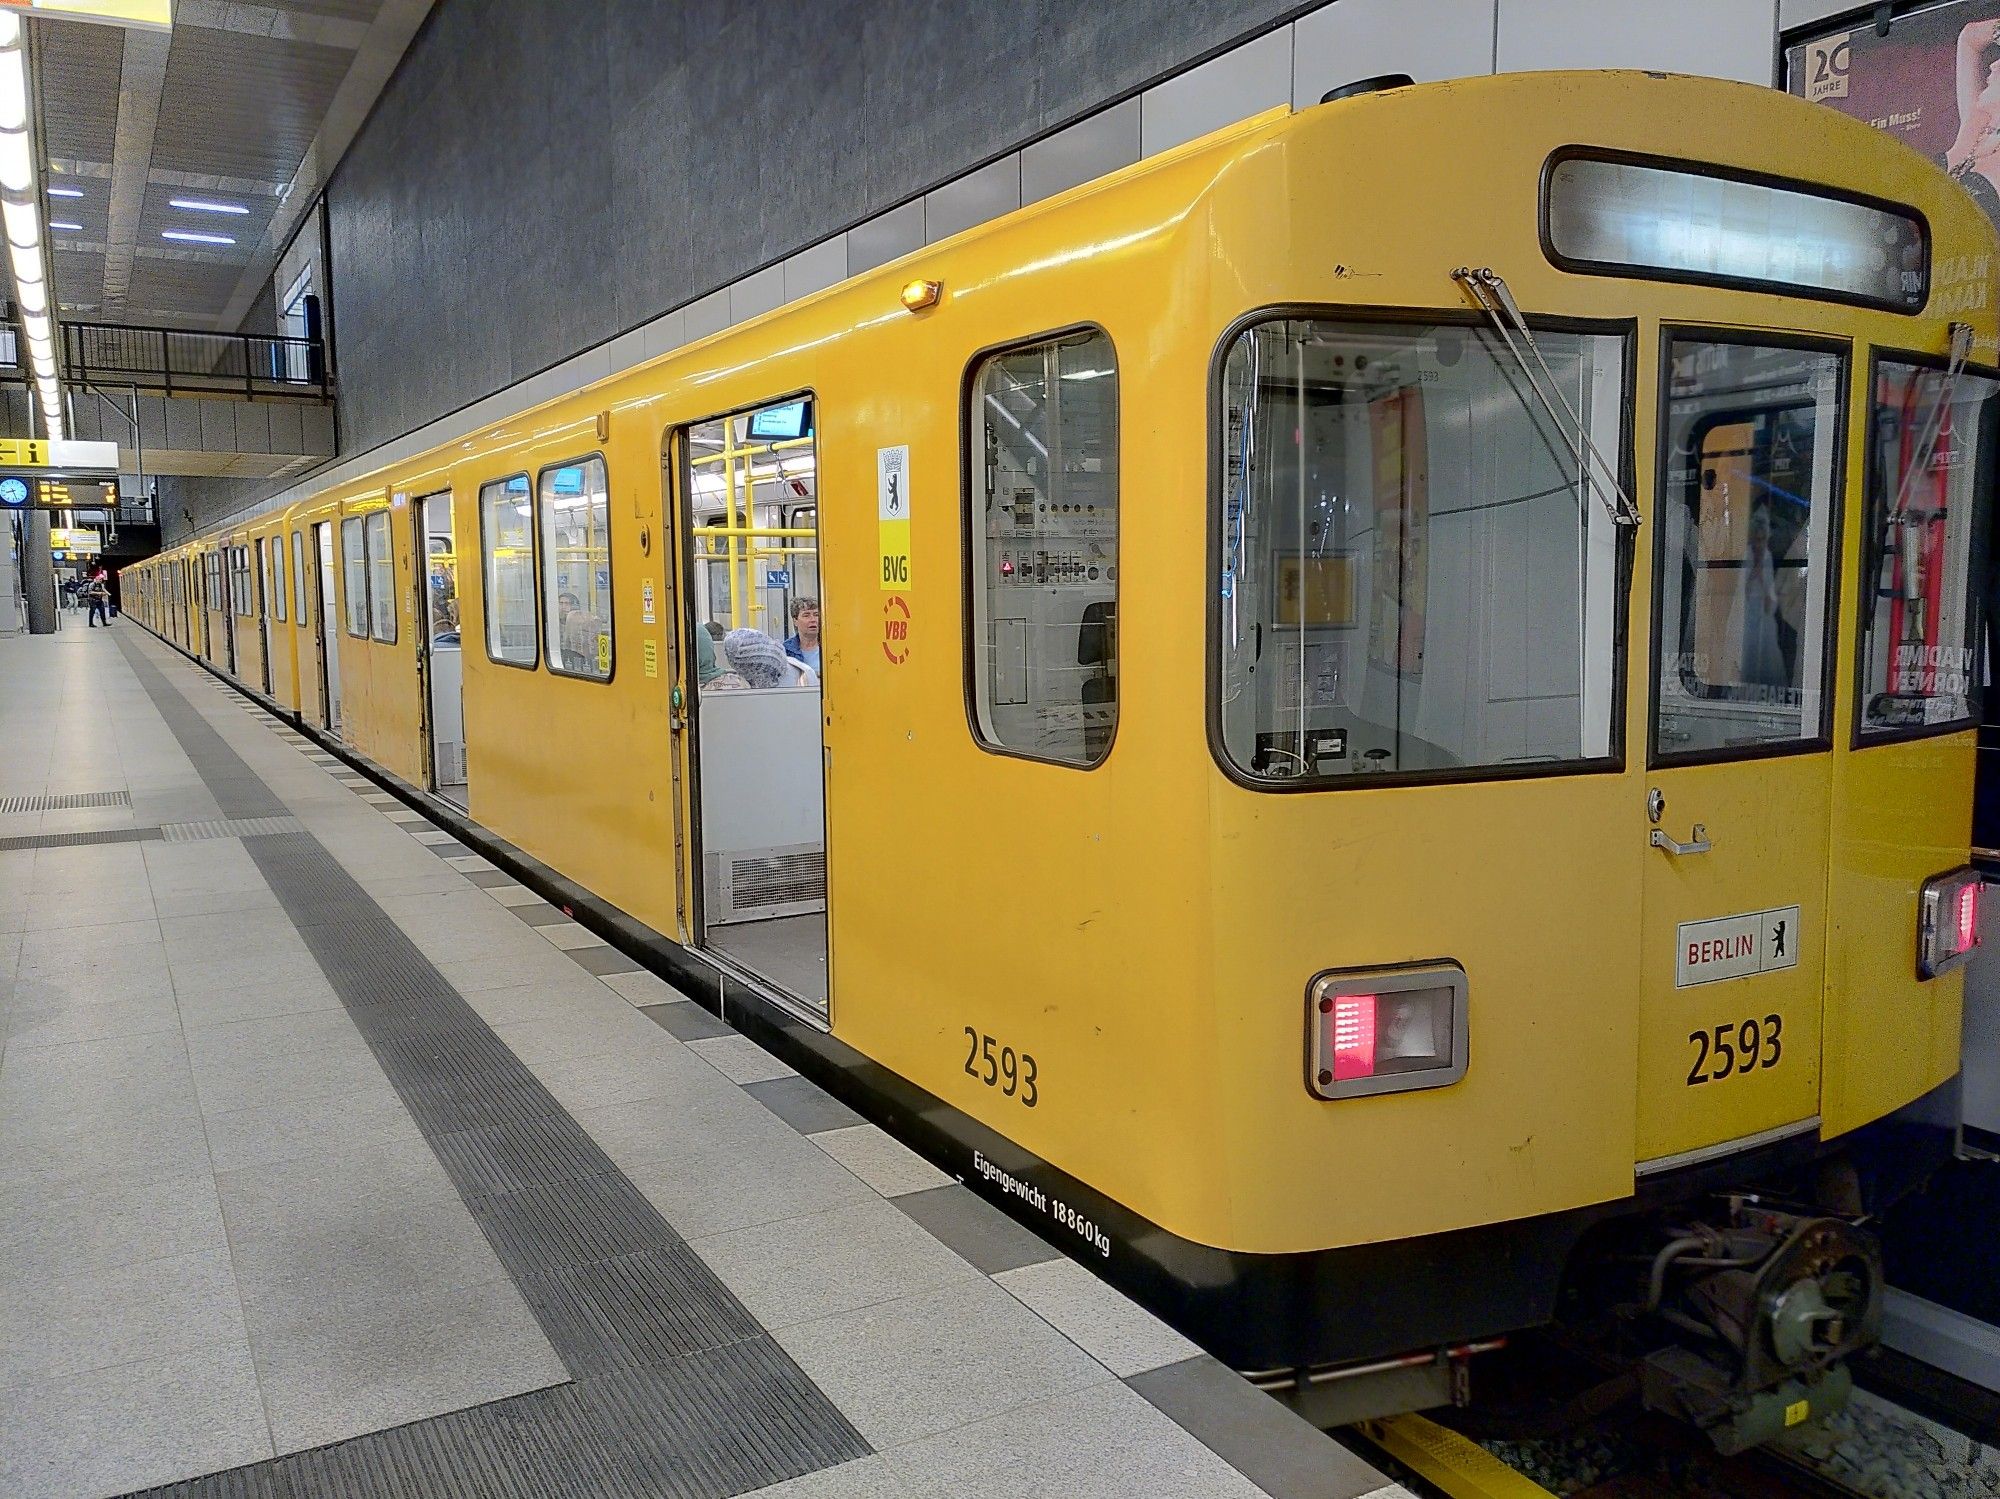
[0,826,160,851]
[0,790,131,812]
[113,632,870,1499]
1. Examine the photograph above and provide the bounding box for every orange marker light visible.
[900,278,942,312]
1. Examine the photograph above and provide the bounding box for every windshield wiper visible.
[1453,267,1641,529]
[1887,320,1973,526]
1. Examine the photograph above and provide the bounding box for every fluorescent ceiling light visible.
[169,197,247,215]
[49,220,81,232]
[9,242,41,284]
[2,197,37,249]
[0,131,31,194]
[45,185,81,198]
[15,277,43,313]
[162,229,234,246]
[0,62,22,135]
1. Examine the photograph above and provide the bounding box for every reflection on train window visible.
[341,516,368,638]
[1859,358,1997,739]
[479,474,537,666]
[269,536,287,623]
[1215,317,1624,783]
[365,510,396,644]
[1656,340,1843,758]
[539,455,612,681]
[292,530,307,621]
[966,329,1119,766]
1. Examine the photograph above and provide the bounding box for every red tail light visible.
[1308,965,1468,1100]
[1919,867,1982,979]
[1330,994,1377,1081]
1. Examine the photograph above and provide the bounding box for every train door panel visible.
[314,521,342,735]
[1821,354,2000,1137]
[672,395,830,1020]
[417,492,468,806]
[1636,337,1845,1168]
[254,538,273,694]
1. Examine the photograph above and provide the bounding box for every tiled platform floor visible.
[0,623,1408,1499]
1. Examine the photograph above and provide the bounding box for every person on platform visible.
[83,572,111,628]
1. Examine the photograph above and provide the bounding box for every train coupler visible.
[1636,1201,1881,1454]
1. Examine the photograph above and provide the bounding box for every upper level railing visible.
[59,320,331,400]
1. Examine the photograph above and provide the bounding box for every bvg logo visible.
[1805,30,1850,103]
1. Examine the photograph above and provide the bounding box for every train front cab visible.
[1099,78,1991,1443]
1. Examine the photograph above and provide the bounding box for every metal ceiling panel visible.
[28,2,411,329]
[152,25,353,182]
[36,21,122,164]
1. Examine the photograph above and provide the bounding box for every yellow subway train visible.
[128,71,1996,1450]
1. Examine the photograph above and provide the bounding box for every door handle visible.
[1651,823,1712,856]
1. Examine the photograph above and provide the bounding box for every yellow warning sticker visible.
[1784,1399,1810,1428]
[597,633,612,675]
[642,639,659,678]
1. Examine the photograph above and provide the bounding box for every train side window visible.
[365,510,396,643]
[1856,355,1999,740]
[1215,315,1626,785]
[1654,339,1844,760]
[538,455,612,680]
[965,328,1119,766]
[232,545,254,617]
[479,473,537,666]
[293,530,307,620]
[341,516,368,638]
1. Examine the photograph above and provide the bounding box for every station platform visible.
[0,623,1406,1499]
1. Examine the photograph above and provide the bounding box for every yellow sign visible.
[49,526,100,553]
[1783,1399,1810,1428]
[596,633,612,675]
[877,443,911,591]
[642,639,659,678]
[0,439,49,467]
[1,1,173,29]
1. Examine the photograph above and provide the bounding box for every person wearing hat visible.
[719,627,789,689]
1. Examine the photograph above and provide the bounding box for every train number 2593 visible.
[1686,1014,1782,1086]
[963,1027,1038,1107]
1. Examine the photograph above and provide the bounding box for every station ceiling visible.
[32,0,431,331]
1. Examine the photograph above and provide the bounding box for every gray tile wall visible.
[170,0,1798,538]
[323,0,1301,457]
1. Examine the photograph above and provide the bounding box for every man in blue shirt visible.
[783,596,822,675]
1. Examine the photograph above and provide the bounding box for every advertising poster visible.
[1787,0,2000,231]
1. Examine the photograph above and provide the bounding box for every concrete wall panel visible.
[324,0,1308,457]
[1494,0,1779,85]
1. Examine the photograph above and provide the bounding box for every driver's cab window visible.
[1654,339,1845,760]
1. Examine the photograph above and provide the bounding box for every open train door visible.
[666,396,830,1022]
[1634,336,1843,1174]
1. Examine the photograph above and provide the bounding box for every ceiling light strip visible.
[0,13,63,440]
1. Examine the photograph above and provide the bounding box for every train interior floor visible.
[709,914,828,1012]
[0,622,1407,1499]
